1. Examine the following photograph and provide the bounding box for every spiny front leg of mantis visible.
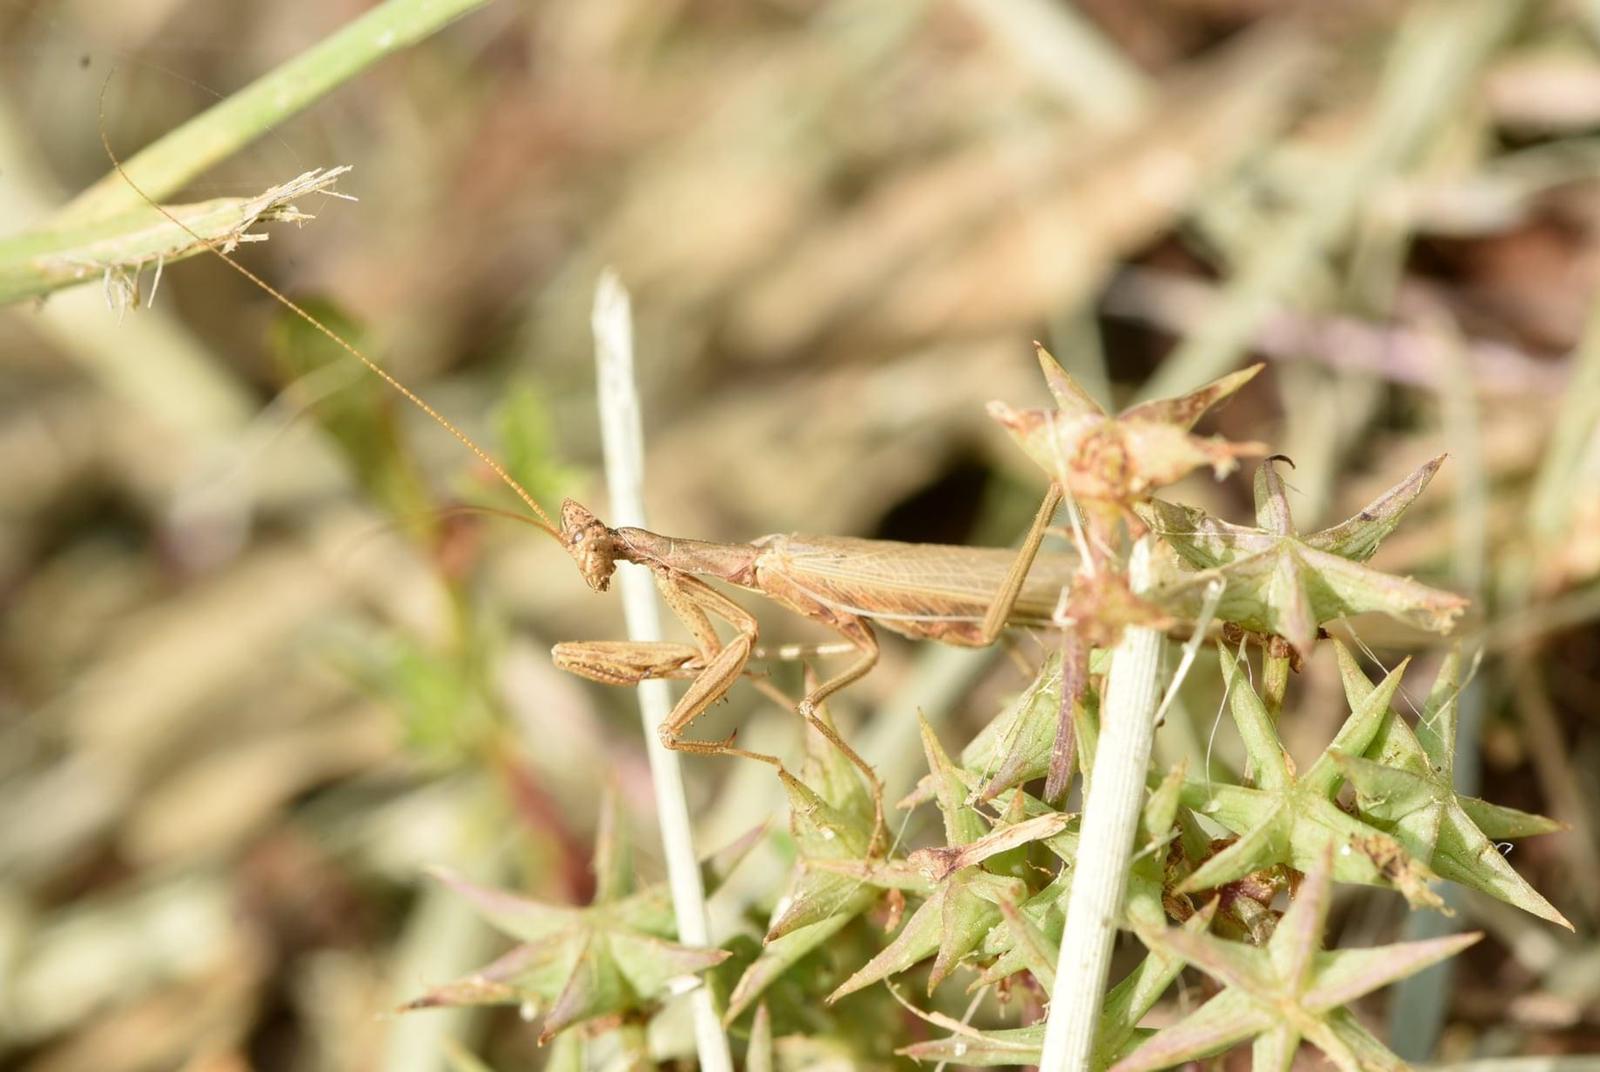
[625,567,760,754]
[555,551,890,851]
[553,639,861,686]
[550,642,705,685]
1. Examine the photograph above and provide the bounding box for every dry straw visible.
[591,269,734,1072]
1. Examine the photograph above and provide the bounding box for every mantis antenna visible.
[94,86,561,539]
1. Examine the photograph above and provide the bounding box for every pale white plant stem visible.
[591,270,733,1072]
[1038,537,1166,1072]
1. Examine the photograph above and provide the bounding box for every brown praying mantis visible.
[547,493,1076,746]
[104,126,1264,844]
[98,136,1125,867]
[97,144,1087,705]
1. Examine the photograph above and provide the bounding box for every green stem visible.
[55,0,494,227]
[0,170,347,304]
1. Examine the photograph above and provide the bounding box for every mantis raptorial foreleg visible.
[557,561,894,849]
[645,569,885,787]
[656,635,755,752]
[552,641,706,685]
[638,570,760,751]
[559,615,889,848]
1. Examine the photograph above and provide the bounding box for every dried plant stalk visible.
[590,270,733,1072]
[1038,538,1165,1072]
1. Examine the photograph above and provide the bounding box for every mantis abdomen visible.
[752,535,1076,640]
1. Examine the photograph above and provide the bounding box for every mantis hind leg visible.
[978,483,1090,803]
[809,705,887,857]
[976,482,1064,644]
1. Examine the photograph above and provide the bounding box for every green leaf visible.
[1177,647,1441,907]
[739,706,888,1014]
[994,898,1059,991]
[827,887,948,1000]
[1331,642,1572,929]
[1147,456,1467,659]
[962,653,1064,800]
[411,847,729,1041]
[1304,456,1445,560]
[1115,849,1480,1072]
[974,868,1071,988]
[542,1033,583,1072]
[428,869,589,944]
[727,912,858,1022]
[907,903,1220,1069]
[764,770,884,941]
[901,1025,1047,1067]
[920,713,988,847]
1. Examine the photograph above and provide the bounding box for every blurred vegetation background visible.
[1,0,1598,1069]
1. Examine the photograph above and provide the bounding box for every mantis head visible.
[560,499,624,592]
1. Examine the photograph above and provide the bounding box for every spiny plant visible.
[406,795,747,1047]
[410,352,1568,1070]
[73,103,1546,1062]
